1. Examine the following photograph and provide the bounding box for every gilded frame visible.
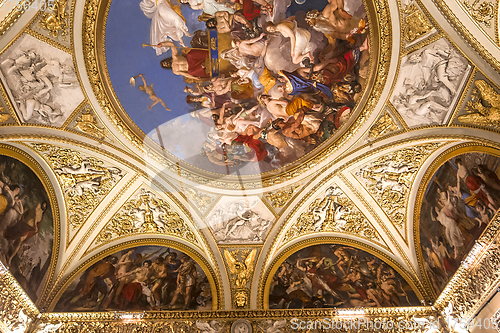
[0,0,33,37]
[259,138,451,305]
[4,136,222,304]
[455,0,500,48]
[432,0,500,74]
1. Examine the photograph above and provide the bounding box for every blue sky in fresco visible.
[105,0,328,174]
[105,0,206,135]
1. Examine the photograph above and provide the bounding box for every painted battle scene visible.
[0,155,54,302]
[419,152,500,295]
[106,0,371,175]
[268,244,420,308]
[54,246,212,311]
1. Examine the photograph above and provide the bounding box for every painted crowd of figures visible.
[137,0,370,171]
[56,246,212,311]
[0,155,53,302]
[420,153,500,294]
[269,244,419,308]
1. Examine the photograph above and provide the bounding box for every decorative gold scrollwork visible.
[74,112,106,141]
[458,80,500,127]
[463,0,496,27]
[30,143,124,232]
[368,112,399,141]
[39,0,69,37]
[265,186,300,209]
[282,185,382,245]
[402,3,433,43]
[96,189,197,245]
[356,143,442,230]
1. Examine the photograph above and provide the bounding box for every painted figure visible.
[131,74,171,111]
[125,0,372,173]
[141,0,193,54]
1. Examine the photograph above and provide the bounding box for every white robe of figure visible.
[264,21,322,74]
[140,0,189,56]
[187,0,204,9]
[286,21,314,60]
[436,208,464,250]
[203,0,234,16]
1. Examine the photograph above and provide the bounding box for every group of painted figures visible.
[56,247,212,311]
[140,0,370,169]
[0,157,51,302]
[421,155,500,294]
[269,245,418,308]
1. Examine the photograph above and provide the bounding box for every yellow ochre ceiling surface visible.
[0,0,499,331]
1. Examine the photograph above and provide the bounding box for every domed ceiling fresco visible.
[0,0,499,330]
[104,0,372,175]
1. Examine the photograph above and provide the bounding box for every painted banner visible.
[209,29,219,77]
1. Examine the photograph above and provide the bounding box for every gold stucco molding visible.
[28,142,126,247]
[434,209,500,318]
[0,0,33,37]
[352,142,443,242]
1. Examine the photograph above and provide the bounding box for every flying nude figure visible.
[131,74,171,111]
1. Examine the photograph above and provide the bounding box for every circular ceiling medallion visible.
[90,0,383,181]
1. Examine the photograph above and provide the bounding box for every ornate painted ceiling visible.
[0,0,500,331]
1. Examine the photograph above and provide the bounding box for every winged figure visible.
[458,80,500,127]
[224,249,257,288]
